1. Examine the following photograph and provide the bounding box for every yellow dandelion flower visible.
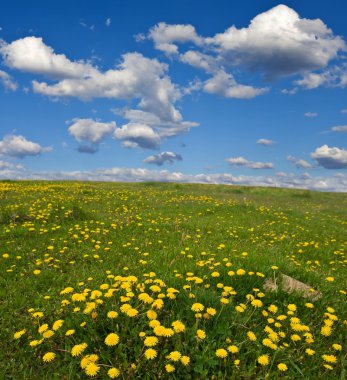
[305,348,315,356]
[172,320,185,333]
[108,367,120,378]
[332,344,342,351]
[247,331,257,341]
[71,343,88,357]
[181,356,190,366]
[144,336,158,347]
[42,330,54,339]
[191,303,204,312]
[105,333,119,346]
[216,349,228,358]
[38,324,49,334]
[326,277,334,282]
[228,345,239,354]
[278,363,288,371]
[145,348,157,360]
[14,329,26,339]
[197,329,206,340]
[251,299,263,308]
[207,307,216,316]
[167,351,181,361]
[126,308,138,317]
[321,325,332,337]
[65,329,75,336]
[146,310,157,320]
[42,352,56,362]
[85,362,100,377]
[107,311,118,319]
[287,304,297,312]
[165,364,175,373]
[322,354,337,363]
[52,319,64,331]
[257,354,269,366]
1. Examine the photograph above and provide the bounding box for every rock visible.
[264,274,322,301]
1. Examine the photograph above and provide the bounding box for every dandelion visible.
[216,349,228,358]
[247,331,257,341]
[251,299,263,308]
[42,330,54,339]
[167,351,181,361]
[322,355,337,363]
[105,333,119,346]
[13,329,26,339]
[71,343,88,357]
[172,320,185,333]
[197,329,206,340]
[326,277,334,282]
[107,311,118,319]
[305,348,315,356]
[65,329,75,336]
[42,352,56,362]
[191,303,204,312]
[277,363,288,371]
[287,304,297,312]
[144,336,158,347]
[181,356,190,366]
[332,343,342,351]
[145,348,157,360]
[321,325,332,337]
[228,345,239,354]
[85,362,100,377]
[257,355,269,366]
[206,307,216,316]
[108,367,120,378]
[165,364,175,373]
[52,319,64,331]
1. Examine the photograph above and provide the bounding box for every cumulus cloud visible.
[304,112,318,117]
[0,70,17,90]
[226,156,274,169]
[0,36,198,148]
[0,160,24,170]
[287,155,312,169]
[114,123,161,149]
[68,118,116,153]
[143,151,182,166]
[204,70,267,99]
[331,125,347,133]
[311,145,347,169]
[257,138,275,146]
[0,134,52,158]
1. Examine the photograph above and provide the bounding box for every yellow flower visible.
[332,343,342,351]
[52,319,64,331]
[321,325,332,337]
[107,311,118,319]
[207,307,216,316]
[146,310,157,320]
[305,303,314,309]
[181,356,190,366]
[247,331,257,341]
[85,362,100,377]
[172,320,185,333]
[305,348,315,356]
[167,351,181,361]
[197,329,206,340]
[278,363,288,371]
[228,345,239,354]
[14,329,26,339]
[216,349,228,358]
[257,355,269,366]
[165,364,175,373]
[144,336,158,347]
[145,348,157,360]
[322,354,337,363]
[65,329,75,336]
[326,277,334,282]
[105,333,120,346]
[236,269,245,275]
[268,305,278,314]
[126,308,138,317]
[71,343,88,357]
[108,367,120,378]
[38,324,48,334]
[191,303,204,312]
[42,330,54,339]
[287,304,297,312]
[42,352,56,362]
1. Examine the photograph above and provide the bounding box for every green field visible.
[0,181,346,379]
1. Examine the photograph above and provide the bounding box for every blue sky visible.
[1,0,347,191]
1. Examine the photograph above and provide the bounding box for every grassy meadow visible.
[0,180,346,379]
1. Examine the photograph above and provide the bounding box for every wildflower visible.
[38,324,48,334]
[42,352,56,362]
[108,367,120,378]
[146,310,157,320]
[228,345,239,354]
[107,311,118,319]
[247,331,257,341]
[181,356,190,366]
[207,307,216,316]
[305,348,315,356]
[258,355,269,366]
[42,330,54,339]
[305,303,314,309]
[216,349,228,358]
[278,363,288,371]
[191,303,204,312]
[165,364,175,373]
[85,362,100,377]
[126,308,138,317]
[235,306,245,313]
[29,339,43,347]
[287,304,297,312]
[66,329,75,336]
[268,305,278,314]
[172,320,185,333]
[326,277,334,282]
[322,355,337,363]
[144,336,158,347]
[71,343,88,357]
[321,325,332,337]
[167,351,181,361]
[236,269,245,275]
[52,319,64,331]
[145,348,157,360]
[197,329,206,340]
[251,299,263,308]
[332,344,342,351]
[105,333,119,346]
[14,329,26,339]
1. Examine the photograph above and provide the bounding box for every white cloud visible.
[68,118,116,153]
[0,134,52,158]
[149,22,202,54]
[287,155,312,169]
[144,151,182,166]
[304,112,318,117]
[331,125,347,132]
[226,156,274,169]
[2,166,346,192]
[0,70,17,90]
[204,70,267,99]
[179,50,214,72]
[341,109,347,114]
[311,145,347,169]
[0,160,24,170]
[0,36,95,79]
[105,18,111,27]
[114,123,161,149]
[257,138,275,146]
